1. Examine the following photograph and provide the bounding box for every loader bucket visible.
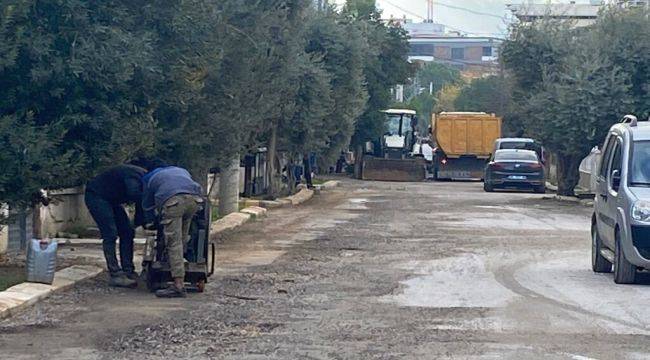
[361,156,426,182]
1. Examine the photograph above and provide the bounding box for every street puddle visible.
[336,198,370,210]
[380,254,518,308]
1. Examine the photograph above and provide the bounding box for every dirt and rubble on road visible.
[2,179,650,359]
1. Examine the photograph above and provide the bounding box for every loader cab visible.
[381,109,417,159]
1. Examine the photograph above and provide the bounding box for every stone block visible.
[240,206,267,219]
[286,188,314,205]
[259,200,283,209]
[321,180,340,189]
[211,212,251,234]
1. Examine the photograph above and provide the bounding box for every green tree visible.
[501,13,636,195]
[454,76,508,114]
[592,6,650,119]
[407,62,461,99]
[305,8,368,166]
[0,0,156,211]
[345,0,413,177]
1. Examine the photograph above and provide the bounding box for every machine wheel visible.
[614,229,636,284]
[142,267,162,292]
[196,279,206,293]
[534,185,546,194]
[483,182,494,192]
[591,223,612,273]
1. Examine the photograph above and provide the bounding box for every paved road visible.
[2,179,650,359]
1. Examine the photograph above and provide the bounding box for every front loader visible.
[361,109,426,182]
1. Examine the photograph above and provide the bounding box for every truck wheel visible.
[614,229,636,284]
[591,223,611,273]
[483,182,494,192]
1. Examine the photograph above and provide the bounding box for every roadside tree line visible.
[0,0,412,213]
[501,5,650,196]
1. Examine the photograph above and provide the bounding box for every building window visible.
[482,46,492,57]
[451,48,464,60]
[410,44,435,56]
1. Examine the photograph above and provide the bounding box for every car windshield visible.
[499,141,532,150]
[494,151,538,162]
[630,140,650,185]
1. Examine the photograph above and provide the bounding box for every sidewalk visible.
[0,181,339,319]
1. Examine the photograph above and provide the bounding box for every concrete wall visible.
[0,225,7,255]
[40,187,95,238]
[465,46,484,61]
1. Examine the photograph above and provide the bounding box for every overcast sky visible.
[333,1,601,38]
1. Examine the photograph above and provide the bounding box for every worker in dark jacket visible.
[84,165,146,287]
[142,163,203,298]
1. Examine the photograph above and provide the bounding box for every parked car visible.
[592,115,650,284]
[493,137,546,164]
[483,149,546,193]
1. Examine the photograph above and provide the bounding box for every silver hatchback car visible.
[592,116,650,283]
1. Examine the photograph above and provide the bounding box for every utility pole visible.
[427,0,434,23]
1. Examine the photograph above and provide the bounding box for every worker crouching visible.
[142,163,203,298]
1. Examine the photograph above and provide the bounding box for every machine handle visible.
[208,242,216,277]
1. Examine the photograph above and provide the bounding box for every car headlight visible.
[632,200,650,222]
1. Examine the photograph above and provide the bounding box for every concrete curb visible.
[284,188,314,206]
[210,212,252,234]
[321,180,340,189]
[0,265,103,319]
[54,238,147,246]
[543,195,594,207]
[240,206,267,219]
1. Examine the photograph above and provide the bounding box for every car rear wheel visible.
[483,182,494,192]
[591,223,611,273]
[614,229,636,284]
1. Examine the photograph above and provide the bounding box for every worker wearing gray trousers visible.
[142,163,203,298]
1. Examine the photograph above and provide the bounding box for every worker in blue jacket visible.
[141,161,203,298]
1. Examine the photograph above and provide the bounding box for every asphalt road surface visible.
[2,179,650,359]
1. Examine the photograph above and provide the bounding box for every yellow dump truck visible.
[432,112,502,180]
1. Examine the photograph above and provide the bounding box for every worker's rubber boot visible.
[155,284,186,298]
[108,273,138,288]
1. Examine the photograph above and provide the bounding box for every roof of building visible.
[507,3,601,18]
[409,37,504,44]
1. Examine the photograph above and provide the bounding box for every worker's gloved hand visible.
[144,223,157,231]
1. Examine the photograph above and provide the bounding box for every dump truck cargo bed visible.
[434,112,501,158]
[432,112,502,180]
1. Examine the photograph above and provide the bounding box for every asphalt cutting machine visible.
[140,198,215,292]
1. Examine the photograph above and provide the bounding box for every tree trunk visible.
[218,154,240,216]
[556,152,582,196]
[354,145,364,180]
[267,124,281,199]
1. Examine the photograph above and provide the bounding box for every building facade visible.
[507,2,601,27]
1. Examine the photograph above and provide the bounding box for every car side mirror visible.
[611,169,621,190]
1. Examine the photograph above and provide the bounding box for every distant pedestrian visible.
[141,163,203,298]
[336,151,346,173]
[303,154,313,188]
[84,165,146,287]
